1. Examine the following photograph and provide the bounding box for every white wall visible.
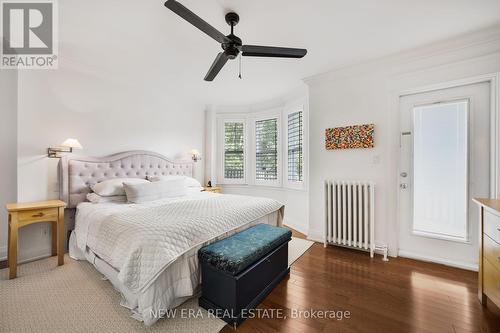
[6,0,215,263]
[13,67,205,264]
[221,186,309,234]
[305,26,500,261]
[205,85,310,234]
[0,69,18,261]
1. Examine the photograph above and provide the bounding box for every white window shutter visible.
[287,111,303,182]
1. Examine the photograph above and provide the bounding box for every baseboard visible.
[0,245,6,261]
[306,234,321,243]
[18,252,54,265]
[307,229,323,243]
[283,220,308,236]
[309,232,393,258]
[0,252,59,270]
[398,250,478,271]
[0,247,54,266]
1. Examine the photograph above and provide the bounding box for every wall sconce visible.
[48,138,83,158]
[190,149,201,162]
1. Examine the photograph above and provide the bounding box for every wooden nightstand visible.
[6,200,66,279]
[202,187,222,193]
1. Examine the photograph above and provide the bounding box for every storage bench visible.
[198,223,292,325]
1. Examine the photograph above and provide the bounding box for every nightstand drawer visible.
[483,259,500,306]
[484,210,500,244]
[18,208,58,223]
[484,234,500,272]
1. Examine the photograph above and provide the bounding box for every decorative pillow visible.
[86,193,127,204]
[123,178,188,204]
[148,175,202,188]
[90,178,149,197]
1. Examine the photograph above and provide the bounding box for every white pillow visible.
[123,178,188,204]
[148,175,202,188]
[90,178,149,197]
[186,187,203,195]
[86,193,127,204]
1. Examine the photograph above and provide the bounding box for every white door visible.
[399,82,491,269]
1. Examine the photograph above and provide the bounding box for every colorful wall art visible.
[325,124,375,150]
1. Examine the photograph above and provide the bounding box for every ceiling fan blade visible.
[204,52,229,81]
[242,45,307,58]
[165,0,229,44]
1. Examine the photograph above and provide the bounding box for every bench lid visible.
[199,224,292,276]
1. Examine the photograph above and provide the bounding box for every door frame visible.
[394,73,500,264]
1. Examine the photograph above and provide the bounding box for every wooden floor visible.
[222,231,500,333]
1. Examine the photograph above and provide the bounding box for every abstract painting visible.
[325,124,375,150]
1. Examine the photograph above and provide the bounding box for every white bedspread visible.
[75,193,283,293]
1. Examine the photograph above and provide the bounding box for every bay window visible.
[216,104,305,188]
[221,120,246,183]
[255,118,279,183]
[287,110,303,184]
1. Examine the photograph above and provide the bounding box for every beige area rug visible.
[0,237,313,333]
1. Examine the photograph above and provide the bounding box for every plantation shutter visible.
[224,122,245,179]
[255,118,278,181]
[287,111,303,182]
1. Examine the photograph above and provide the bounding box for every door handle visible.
[400,172,408,178]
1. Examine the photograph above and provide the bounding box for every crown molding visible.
[304,24,500,86]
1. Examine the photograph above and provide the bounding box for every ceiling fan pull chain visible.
[239,53,242,79]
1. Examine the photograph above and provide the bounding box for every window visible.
[215,105,306,188]
[224,122,245,180]
[287,111,303,182]
[412,100,468,241]
[255,118,278,181]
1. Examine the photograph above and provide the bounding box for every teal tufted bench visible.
[199,224,292,275]
[198,224,291,326]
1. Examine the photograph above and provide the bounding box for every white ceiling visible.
[60,0,500,107]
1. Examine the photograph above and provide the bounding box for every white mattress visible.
[69,192,282,326]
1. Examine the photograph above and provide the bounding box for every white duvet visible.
[75,192,284,293]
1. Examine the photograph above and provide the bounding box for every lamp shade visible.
[60,138,83,149]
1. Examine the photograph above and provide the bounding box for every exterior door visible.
[398,82,491,269]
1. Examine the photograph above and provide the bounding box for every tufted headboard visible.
[58,150,194,208]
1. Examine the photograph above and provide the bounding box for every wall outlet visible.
[41,225,50,237]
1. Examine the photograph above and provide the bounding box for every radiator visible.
[324,180,388,261]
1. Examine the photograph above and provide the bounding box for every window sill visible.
[219,184,307,192]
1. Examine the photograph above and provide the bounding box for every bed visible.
[58,151,284,326]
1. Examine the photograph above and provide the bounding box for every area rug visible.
[0,236,313,333]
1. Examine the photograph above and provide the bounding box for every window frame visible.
[251,110,282,187]
[284,104,306,190]
[217,116,248,185]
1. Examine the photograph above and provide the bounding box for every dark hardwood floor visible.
[222,232,500,333]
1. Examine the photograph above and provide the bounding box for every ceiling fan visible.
[164,0,307,81]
